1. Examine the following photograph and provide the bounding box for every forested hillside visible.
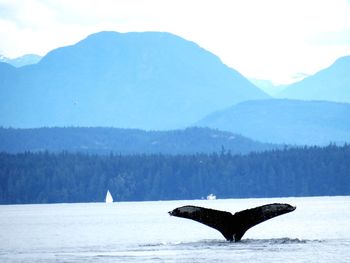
[0,127,279,155]
[1,144,348,204]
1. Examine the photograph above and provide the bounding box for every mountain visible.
[278,56,350,102]
[0,31,268,129]
[0,62,17,93]
[0,61,17,76]
[196,99,350,145]
[249,78,288,96]
[0,127,280,155]
[0,54,41,67]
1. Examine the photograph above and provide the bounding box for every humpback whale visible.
[169,203,296,242]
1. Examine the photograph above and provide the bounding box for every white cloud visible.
[0,0,350,84]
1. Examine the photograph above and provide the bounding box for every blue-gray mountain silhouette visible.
[197,99,350,145]
[278,56,350,103]
[0,31,268,129]
[0,127,279,155]
[0,54,41,67]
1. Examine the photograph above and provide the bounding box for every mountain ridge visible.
[197,99,350,145]
[0,31,268,129]
[0,54,41,67]
[277,55,350,102]
[0,127,280,155]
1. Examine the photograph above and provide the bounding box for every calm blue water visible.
[0,196,349,262]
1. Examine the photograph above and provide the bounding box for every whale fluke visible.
[169,203,296,242]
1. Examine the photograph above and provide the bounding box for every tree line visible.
[0,144,349,204]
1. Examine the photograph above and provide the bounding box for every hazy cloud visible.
[0,0,350,84]
[308,28,350,46]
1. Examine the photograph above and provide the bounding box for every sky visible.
[0,0,350,85]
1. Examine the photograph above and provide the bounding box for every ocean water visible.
[0,196,349,262]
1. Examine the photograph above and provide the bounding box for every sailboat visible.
[105,190,113,203]
[206,193,216,200]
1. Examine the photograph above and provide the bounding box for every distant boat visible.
[105,190,113,203]
[206,193,216,200]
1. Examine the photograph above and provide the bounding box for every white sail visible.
[105,190,113,203]
[206,193,216,200]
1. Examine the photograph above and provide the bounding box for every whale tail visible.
[168,203,296,242]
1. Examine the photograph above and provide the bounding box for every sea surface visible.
[0,196,349,262]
